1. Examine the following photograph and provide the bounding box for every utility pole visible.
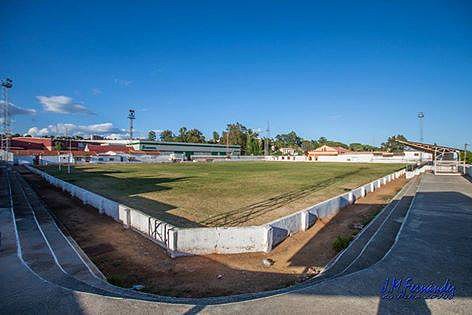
[1,78,13,161]
[226,131,230,157]
[264,121,270,156]
[128,109,135,140]
[464,143,468,175]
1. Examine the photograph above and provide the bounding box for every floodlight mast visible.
[128,109,136,140]
[1,78,13,161]
[417,112,424,162]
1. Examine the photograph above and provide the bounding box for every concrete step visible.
[7,170,122,298]
[308,175,419,283]
[14,171,170,302]
[336,176,419,276]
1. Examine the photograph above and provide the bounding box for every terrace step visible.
[12,170,171,302]
[308,175,419,282]
[336,176,419,276]
[7,170,123,298]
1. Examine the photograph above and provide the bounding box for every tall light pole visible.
[1,78,13,161]
[66,127,72,174]
[417,112,424,142]
[128,109,135,140]
[418,112,424,162]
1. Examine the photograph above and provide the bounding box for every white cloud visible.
[91,88,102,96]
[26,127,49,137]
[106,133,128,140]
[1,101,36,116]
[27,122,127,137]
[114,78,133,87]
[36,95,94,114]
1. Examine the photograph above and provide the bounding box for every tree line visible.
[147,123,412,155]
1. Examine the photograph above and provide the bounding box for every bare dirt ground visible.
[20,167,406,298]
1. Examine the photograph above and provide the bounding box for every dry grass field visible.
[41,161,404,227]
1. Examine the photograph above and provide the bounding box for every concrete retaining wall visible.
[405,164,432,179]
[25,165,408,256]
[176,226,268,254]
[458,165,471,177]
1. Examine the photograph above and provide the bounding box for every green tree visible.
[177,127,188,142]
[460,150,472,164]
[186,129,206,143]
[301,140,319,152]
[54,142,62,151]
[245,129,262,155]
[275,131,302,148]
[147,130,157,141]
[221,123,250,154]
[212,131,220,143]
[318,137,328,146]
[159,129,175,142]
[349,143,365,151]
[381,135,408,152]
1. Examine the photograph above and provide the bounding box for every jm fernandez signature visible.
[380,276,455,300]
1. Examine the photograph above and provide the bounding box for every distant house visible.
[11,136,95,151]
[307,145,350,157]
[279,147,296,156]
[84,144,131,154]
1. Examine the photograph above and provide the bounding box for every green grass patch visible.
[40,162,404,227]
[333,235,353,253]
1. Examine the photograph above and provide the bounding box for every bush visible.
[332,235,352,253]
[107,274,127,287]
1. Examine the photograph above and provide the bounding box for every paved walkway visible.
[1,167,471,314]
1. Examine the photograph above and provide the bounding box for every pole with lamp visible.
[1,78,13,162]
[417,112,424,163]
[68,128,72,174]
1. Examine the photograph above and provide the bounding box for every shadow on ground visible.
[199,169,363,226]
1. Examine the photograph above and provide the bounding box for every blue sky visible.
[1,0,471,147]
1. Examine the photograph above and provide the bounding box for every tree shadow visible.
[199,169,363,226]
[31,166,203,227]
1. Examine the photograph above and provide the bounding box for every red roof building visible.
[307,145,351,157]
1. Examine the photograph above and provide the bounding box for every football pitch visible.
[40,162,405,227]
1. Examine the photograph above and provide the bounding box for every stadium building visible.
[101,139,241,159]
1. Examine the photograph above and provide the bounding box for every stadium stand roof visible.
[395,139,461,154]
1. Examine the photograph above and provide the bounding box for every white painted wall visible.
[25,165,410,256]
[317,152,431,163]
[176,226,268,254]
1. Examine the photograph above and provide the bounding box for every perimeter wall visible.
[25,165,407,257]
